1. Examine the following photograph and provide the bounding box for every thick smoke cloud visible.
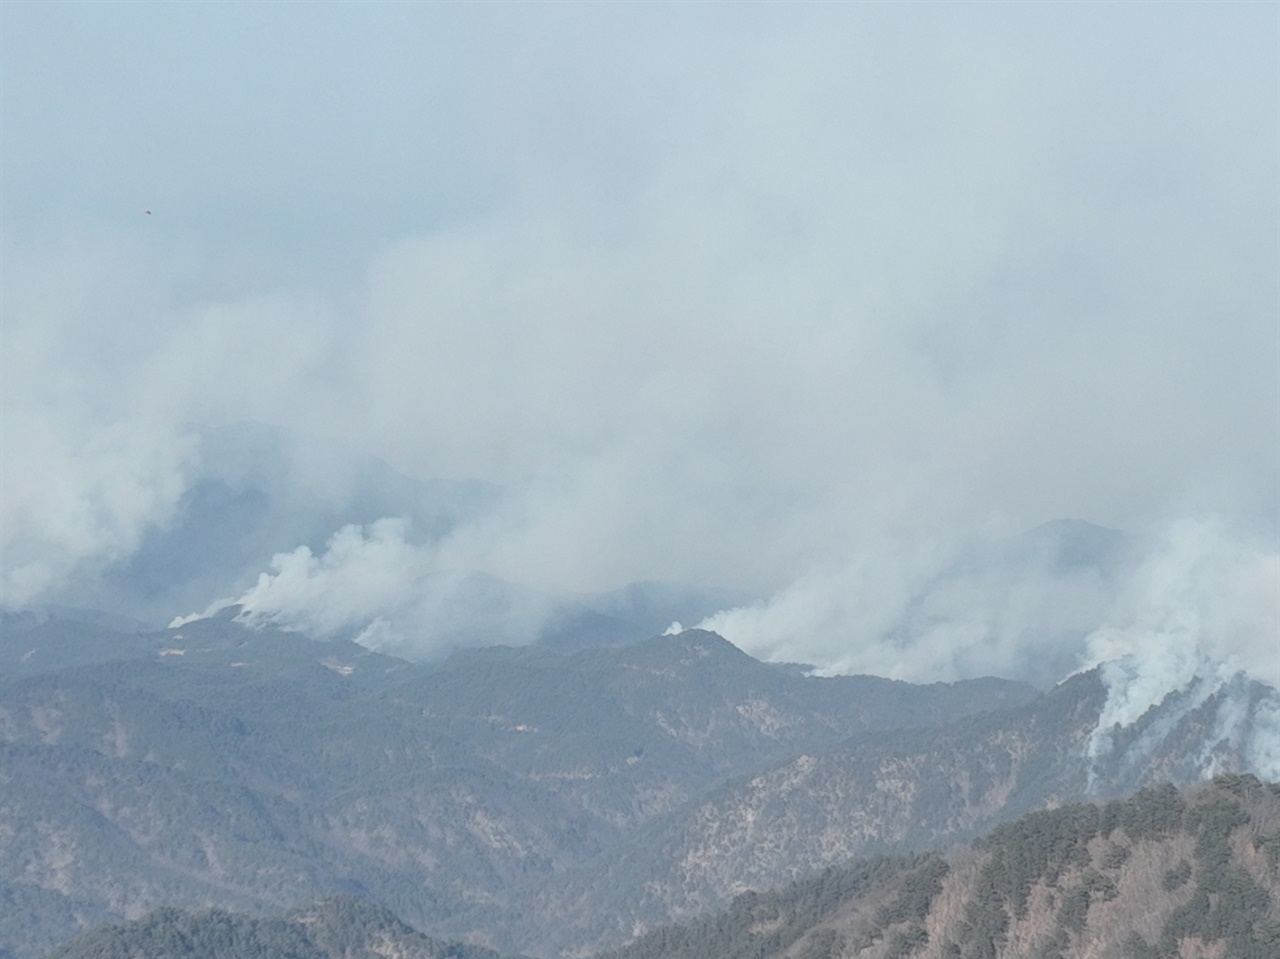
[1,412,197,606]
[697,518,1277,685]
[695,530,1116,685]
[1079,519,1280,780]
[2,5,1276,691]
[173,518,555,657]
[1082,519,1279,698]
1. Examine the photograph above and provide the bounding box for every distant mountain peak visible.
[623,628,756,668]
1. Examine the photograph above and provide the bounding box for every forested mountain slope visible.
[43,894,502,959]
[602,775,1280,959]
[0,616,1032,958]
[5,612,1275,957]
[45,778,1280,959]
[441,670,1278,954]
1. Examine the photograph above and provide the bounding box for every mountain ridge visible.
[602,774,1280,959]
[2,612,1275,957]
[39,777,1280,959]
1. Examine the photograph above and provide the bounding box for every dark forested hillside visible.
[0,616,1034,957]
[42,894,503,959]
[4,612,1276,957]
[50,778,1279,959]
[597,776,1280,959]
[444,668,1278,955]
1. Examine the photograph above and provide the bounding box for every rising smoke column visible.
[1080,518,1280,783]
[171,517,556,658]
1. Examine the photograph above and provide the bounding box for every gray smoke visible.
[3,7,1275,707]
[172,517,556,658]
[1078,519,1279,782]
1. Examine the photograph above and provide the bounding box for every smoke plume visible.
[172,517,556,658]
[3,6,1275,704]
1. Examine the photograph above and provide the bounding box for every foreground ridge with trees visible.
[43,895,502,959]
[5,613,1277,957]
[45,776,1280,959]
[602,775,1280,959]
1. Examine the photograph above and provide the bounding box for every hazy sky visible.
[2,3,1276,682]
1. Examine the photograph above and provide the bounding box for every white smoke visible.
[1078,518,1280,781]
[171,517,556,657]
[696,514,1278,781]
[1080,518,1278,688]
[697,523,1121,685]
[0,228,343,615]
[4,6,1275,701]
[701,514,1280,783]
[1246,695,1280,780]
[0,412,198,607]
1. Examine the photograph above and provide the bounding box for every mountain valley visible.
[2,612,1276,957]
[43,777,1280,959]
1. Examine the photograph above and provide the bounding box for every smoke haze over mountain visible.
[2,5,1276,687]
